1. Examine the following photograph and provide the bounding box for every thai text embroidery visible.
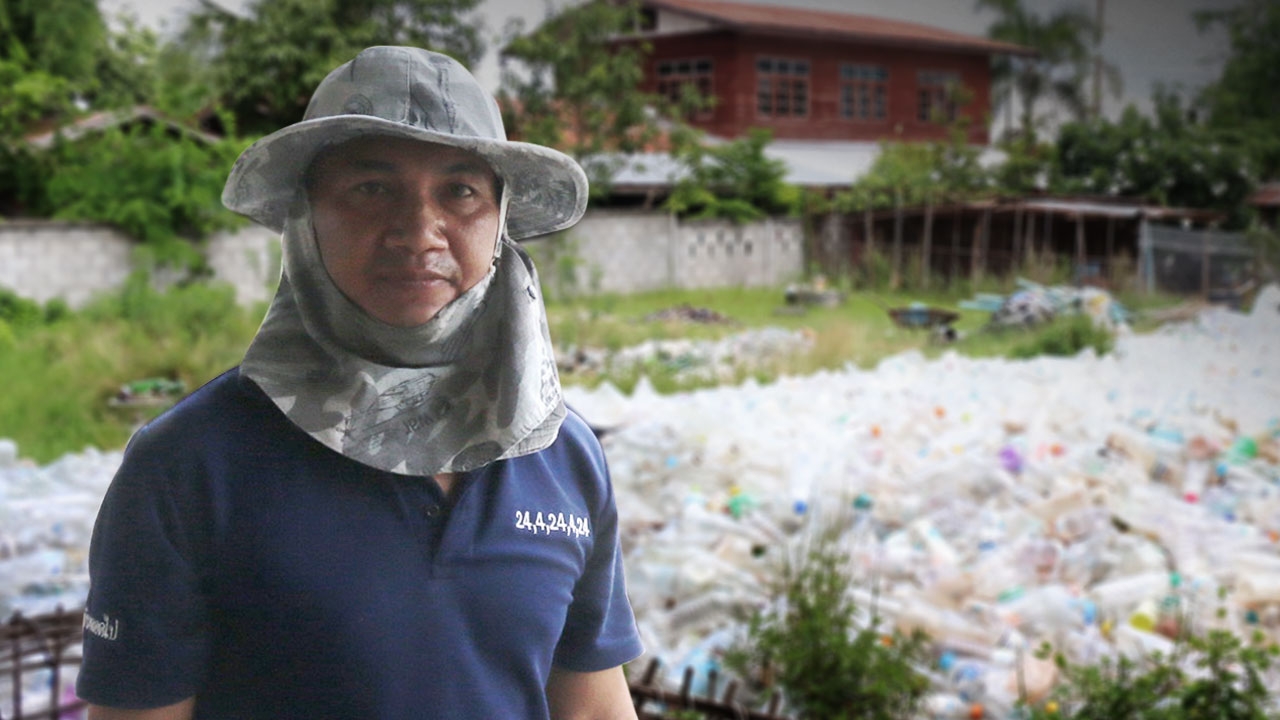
[514,510,590,538]
[83,611,120,641]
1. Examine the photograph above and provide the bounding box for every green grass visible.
[0,278,265,463]
[1,277,1187,464]
[546,281,1178,393]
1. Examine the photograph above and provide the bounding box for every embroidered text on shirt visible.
[514,510,590,538]
[83,611,120,641]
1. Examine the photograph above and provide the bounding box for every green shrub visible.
[1029,625,1279,720]
[726,526,931,720]
[1010,313,1114,359]
[34,122,247,269]
[0,287,44,327]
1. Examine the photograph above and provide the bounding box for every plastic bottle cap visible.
[969,703,984,719]
[853,493,873,510]
[939,651,957,671]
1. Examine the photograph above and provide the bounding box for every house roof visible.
[640,0,1035,56]
[1248,182,1280,207]
[1017,197,1221,222]
[22,106,221,150]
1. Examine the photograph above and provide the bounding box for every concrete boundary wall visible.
[0,212,805,307]
[563,211,805,294]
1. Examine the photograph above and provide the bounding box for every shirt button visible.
[423,504,442,519]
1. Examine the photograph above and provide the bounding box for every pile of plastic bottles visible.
[557,326,814,385]
[568,284,1280,716]
[0,440,121,619]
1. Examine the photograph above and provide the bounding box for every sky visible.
[100,0,1239,130]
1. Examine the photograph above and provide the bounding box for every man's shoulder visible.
[126,367,269,453]
[545,407,607,467]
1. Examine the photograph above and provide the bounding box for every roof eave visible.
[638,0,1036,57]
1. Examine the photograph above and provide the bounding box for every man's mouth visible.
[381,271,452,285]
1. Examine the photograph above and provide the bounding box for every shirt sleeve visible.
[551,416,644,672]
[76,423,213,708]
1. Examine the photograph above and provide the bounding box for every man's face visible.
[308,136,501,327]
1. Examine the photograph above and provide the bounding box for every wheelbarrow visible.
[871,297,959,330]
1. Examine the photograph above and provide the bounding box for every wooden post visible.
[891,187,904,289]
[1012,203,1024,274]
[863,206,874,270]
[971,207,990,285]
[951,207,962,285]
[1044,210,1053,258]
[1202,230,1211,299]
[1075,212,1086,284]
[1025,208,1036,266]
[921,198,934,289]
[1105,215,1115,281]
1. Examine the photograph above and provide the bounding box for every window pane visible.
[841,85,853,117]
[757,58,773,73]
[875,85,886,118]
[658,61,672,76]
[695,59,711,73]
[777,59,791,74]
[795,60,809,75]
[676,60,691,74]
[840,64,854,80]
[859,86,870,118]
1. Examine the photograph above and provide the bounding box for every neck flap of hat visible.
[241,198,564,476]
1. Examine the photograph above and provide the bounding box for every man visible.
[77,46,643,719]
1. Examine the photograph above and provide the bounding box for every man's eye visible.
[449,183,477,198]
[355,181,391,196]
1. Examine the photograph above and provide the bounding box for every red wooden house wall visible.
[636,32,993,145]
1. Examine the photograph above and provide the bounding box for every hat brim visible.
[221,114,588,241]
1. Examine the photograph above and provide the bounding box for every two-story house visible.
[616,0,1032,146]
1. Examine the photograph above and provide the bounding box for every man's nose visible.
[387,193,448,252]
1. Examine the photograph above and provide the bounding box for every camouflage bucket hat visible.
[222,45,588,241]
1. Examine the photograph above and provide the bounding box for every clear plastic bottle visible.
[844,493,881,591]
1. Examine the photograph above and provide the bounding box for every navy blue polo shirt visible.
[77,369,642,719]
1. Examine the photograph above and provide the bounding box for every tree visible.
[1195,0,1280,179]
[1054,89,1256,226]
[498,0,701,198]
[184,0,485,136]
[839,143,935,289]
[0,0,105,138]
[978,0,1104,147]
[663,128,798,222]
[0,0,105,83]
